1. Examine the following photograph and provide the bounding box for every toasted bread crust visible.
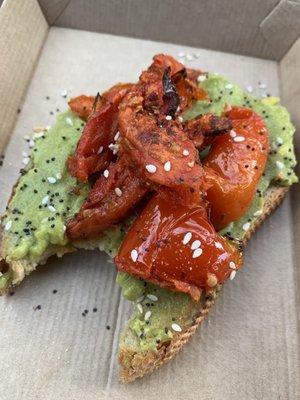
[119,185,289,382]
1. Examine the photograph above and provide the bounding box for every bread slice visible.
[118,185,289,382]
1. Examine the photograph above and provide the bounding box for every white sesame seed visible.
[22,157,30,165]
[191,240,201,250]
[145,164,157,173]
[165,115,172,121]
[147,294,158,302]
[246,85,253,93]
[242,222,250,231]
[183,149,189,156]
[229,261,236,269]
[29,139,35,148]
[178,116,183,122]
[197,75,206,83]
[276,161,284,169]
[230,130,237,138]
[22,151,28,157]
[33,132,44,139]
[60,89,68,97]
[225,83,233,89]
[115,187,122,197]
[186,53,194,61]
[108,143,119,154]
[187,161,194,168]
[192,248,203,258]
[97,146,103,154]
[144,310,151,321]
[66,117,73,126]
[48,205,56,212]
[23,135,30,141]
[183,232,192,245]
[137,304,143,313]
[253,209,263,217]
[103,169,109,178]
[4,220,12,231]
[114,131,120,141]
[171,323,182,332]
[164,161,171,172]
[276,137,283,145]
[130,249,138,262]
[233,136,245,142]
[47,177,56,184]
[230,270,236,280]
[215,241,223,249]
[62,225,66,232]
[136,296,144,303]
[258,82,267,89]
[42,195,49,205]
[56,172,62,180]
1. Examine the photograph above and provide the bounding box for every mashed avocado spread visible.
[1,75,297,350]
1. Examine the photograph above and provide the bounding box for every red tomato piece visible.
[203,107,269,230]
[115,194,242,301]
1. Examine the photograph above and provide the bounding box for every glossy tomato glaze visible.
[115,195,242,301]
[204,107,269,230]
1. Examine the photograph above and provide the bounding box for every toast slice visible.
[118,185,289,382]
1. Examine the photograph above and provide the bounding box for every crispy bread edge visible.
[118,185,289,382]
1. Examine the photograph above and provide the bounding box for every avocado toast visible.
[0,57,297,382]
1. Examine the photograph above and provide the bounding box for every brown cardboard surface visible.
[0,26,299,400]
[0,0,48,155]
[38,0,300,61]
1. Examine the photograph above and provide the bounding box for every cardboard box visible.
[0,1,299,399]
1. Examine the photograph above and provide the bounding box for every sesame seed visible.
[183,149,189,156]
[103,169,109,178]
[215,242,223,249]
[144,310,151,321]
[24,135,30,141]
[191,240,201,250]
[66,117,73,126]
[197,75,206,82]
[114,131,120,141]
[178,116,183,122]
[47,177,56,184]
[22,157,30,165]
[108,143,119,154]
[183,232,192,245]
[97,146,103,154]
[230,130,237,138]
[242,222,250,231]
[4,220,12,231]
[56,172,62,180]
[276,137,283,145]
[137,304,143,313]
[229,261,236,269]
[42,195,49,205]
[33,131,45,139]
[29,139,35,148]
[246,85,253,93]
[145,164,157,173]
[147,294,158,301]
[225,83,233,90]
[164,161,171,171]
[253,209,263,217]
[22,151,28,157]
[230,270,236,280]
[115,187,122,197]
[192,248,203,258]
[171,323,182,332]
[186,53,193,61]
[131,249,138,262]
[60,89,68,97]
[234,136,245,142]
[136,295,144,303]
[48,205,56,212]
[165,115,172,121]
[276,161,284,169]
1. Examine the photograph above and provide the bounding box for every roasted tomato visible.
[115,194,242,301]
[118,89,204,205]
[67,155,149,240]
[68,95,96,120]
[203,107,269,230]
[68,84,133,182]
[184,114,232,148]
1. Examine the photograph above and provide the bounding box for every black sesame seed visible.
[50,224,55,228]
[42,179,46,182]
[50,111,54,115]
[93,308,97,312]
[46,159,50,163]
[84,309,88,314]
[106,325,111,330]
[282,127,286,131]
[59,199,64,203]
[172,317,176,321]
[51,157,56,161]
[34,169,37,173]
[56,108,60,112]
[82,313,86,317]
[62,136,66,140]
[53,289,57,294]
[34,189,38,193]
[46,96,50,100]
